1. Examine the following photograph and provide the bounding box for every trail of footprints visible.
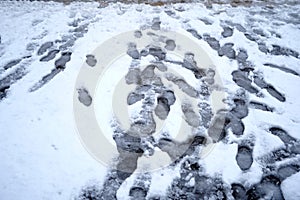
[77,12,300,199]
[0,4,299,200]
[186,26,291,103]
[1,4,298,101]
[0,14,96,97]
[74,15,300,200]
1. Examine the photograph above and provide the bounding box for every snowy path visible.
[0,1,300,200]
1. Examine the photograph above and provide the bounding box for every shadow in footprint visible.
[77,87,92,107]
[37,41,53,56]
[232,70,259,94]
[249,101,274,112]
[264,63,299,76]
[236,145,253,171]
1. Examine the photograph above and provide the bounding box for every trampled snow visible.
[0,1,300,199]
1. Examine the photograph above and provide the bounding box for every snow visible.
[0,0,300,199]
[281,172,300,200]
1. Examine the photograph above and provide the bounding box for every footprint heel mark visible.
[154,89,175,120]
[129,187,147,200]
[236,145,253,171]
[129,173,151,200]
[85,54,97,67]
[134,30,142,38]
[221,26,233,38]
[230,97,249,119]
[165,39,176,51]
[161,90,176,105]
[227,113,245,136]
[154,97,170,120]
[202,68,215,85]
[77,88,92,107]
[127,43,140,60]
[218,43,236,59]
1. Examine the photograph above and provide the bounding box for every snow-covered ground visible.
[0,1,300,199]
